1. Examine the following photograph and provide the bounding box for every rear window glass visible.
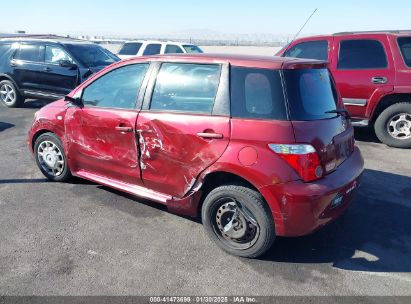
[284,40,328,61]
[338,39,388,69]
[398,37,411,67]
[230,67,287,120]
[14,44,44,62]
[284,68,338,121]
[143,44,161,56]
[118,42,142,56]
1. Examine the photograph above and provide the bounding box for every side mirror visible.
[64,95,82,106]
[60,60,77,69]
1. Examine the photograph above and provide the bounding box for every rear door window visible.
[143,44,162,56]
[164,44,184,54]
[150,63,221,114]
[230,67,287,120]
[14,44,44,62]
[398,37,411,67]
[284,68,338,121]
[338,39,388,69]
[118,42,142,56]
[284,40,329,61]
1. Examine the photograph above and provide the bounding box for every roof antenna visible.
[290,8,318,43]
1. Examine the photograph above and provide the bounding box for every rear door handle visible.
[371,76,387,84]
[10,60,17,67]
[197,132,223,139]
[115,126,133,132]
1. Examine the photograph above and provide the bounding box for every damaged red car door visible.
[65,63,150,185]
[137,62,230,197]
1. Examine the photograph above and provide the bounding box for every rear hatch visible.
[282,67,354,175]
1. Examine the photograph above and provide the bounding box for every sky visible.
[2,0,411,38]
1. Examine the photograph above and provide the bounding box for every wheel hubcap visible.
[0,84,16,105]
[213,199,260,250]
[387,113,411,140]
[37,141,65,176]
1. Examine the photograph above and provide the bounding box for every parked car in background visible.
[0,37,120,108]
[277,31,411,148]
[117,40,203,59]
[28,54,363,258]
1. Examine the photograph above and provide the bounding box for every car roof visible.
[124,40,194,45]
[333,30,411,36]
[0,36,94,45]
[122,53,327,69]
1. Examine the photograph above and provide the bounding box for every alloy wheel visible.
[387,112,411,140]
[0,84,16,105]
[37,141,65,177]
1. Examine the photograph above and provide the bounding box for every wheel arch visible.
[31,129,58,152]
[370,93,411,123]
[0,74,22,93]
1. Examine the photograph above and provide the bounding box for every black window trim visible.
[337,39,389,70]
[284,40,330,61]
[12,43,45,64]
[79,62,152,111]
[142,61,230,116]
[396,36,411,68]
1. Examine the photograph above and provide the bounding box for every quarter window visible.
[143,44,162,56]
[398,37,411,67]
[45,46,74,64]
[230,67,287,120]
[284,40,329,61]
[14,44,44,62]
[82,64,149,109]
[338,39,388,69]
[118,42,143,56]
[164,45,184,54]
[150,63,221,114]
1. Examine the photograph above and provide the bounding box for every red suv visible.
[277,31,411,148]
[28,54,364,258]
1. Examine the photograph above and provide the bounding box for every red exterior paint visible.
[28,54,364,237]
[277,31,411,122]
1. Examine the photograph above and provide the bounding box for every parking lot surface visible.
[0,100,410,296]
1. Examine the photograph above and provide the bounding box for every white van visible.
[117,40,203,59]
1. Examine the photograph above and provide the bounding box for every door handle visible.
[197,132,223,139]
[10,60,17,67]
[371,76,387,84]
[115,126,133,132]
[43,67,52,72]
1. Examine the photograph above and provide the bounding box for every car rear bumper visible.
[259,146,364,237]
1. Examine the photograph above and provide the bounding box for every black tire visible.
[374,102,411,148]
[0,80,24,108]
[201,184,275,258]
[34,132,72,182]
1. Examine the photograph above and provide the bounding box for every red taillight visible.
[268,144,324,182]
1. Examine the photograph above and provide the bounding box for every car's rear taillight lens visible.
[268,144,324,182]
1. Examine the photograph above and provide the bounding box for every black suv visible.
[0,37,120,107]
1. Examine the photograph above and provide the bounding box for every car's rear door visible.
[136,61,230,198]
[65,62,150,185]
[330,35,395,120]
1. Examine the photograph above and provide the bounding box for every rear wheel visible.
[0,80,24,108]
[374,103,411,148]
[34,133,72,182]
[201,184,275,258]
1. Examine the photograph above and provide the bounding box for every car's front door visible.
[137,62,230,198]
[330,36,395,120]
[41,45,79,95]
[65,63,150,185]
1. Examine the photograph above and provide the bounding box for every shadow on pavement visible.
[260,168,411,272]
[22,99,52,109]
[0,122,15,132]
[354,127,380,144]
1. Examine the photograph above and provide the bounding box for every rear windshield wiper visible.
[325,108,351,119]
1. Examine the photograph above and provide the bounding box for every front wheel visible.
[374,102,411,148]
[34,132,72,182]
[201,184,275,258]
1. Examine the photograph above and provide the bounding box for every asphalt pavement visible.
[0,99,410,296]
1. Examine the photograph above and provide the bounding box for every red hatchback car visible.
[28,54,364,258]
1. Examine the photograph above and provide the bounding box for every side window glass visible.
[150,63,221,114]
[164,45,184,54]
[143,44,162,56]
[118,42,142,55]
[284,41,328,61]
[14,44,44,62]
[338,39,388,69]
[82,64,149,109]
[45,46,74,64]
